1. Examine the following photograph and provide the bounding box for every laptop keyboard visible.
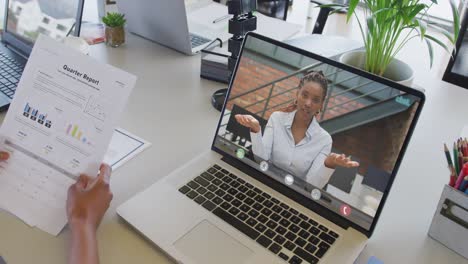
[189,34,211,48]
[0,51,23,99]
[179,164,340,264]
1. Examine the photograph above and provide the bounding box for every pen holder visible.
[428,184,468,259]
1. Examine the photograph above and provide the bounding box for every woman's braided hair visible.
[281,70,328,112]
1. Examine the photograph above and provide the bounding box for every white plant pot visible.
[339,50,414,87]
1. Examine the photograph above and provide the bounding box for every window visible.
[42,17,50,24]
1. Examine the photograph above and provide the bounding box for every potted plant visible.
[325,0,461,86]
[102,12,126,47]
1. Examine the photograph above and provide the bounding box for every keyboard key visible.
[276,226,287,235]
[246,218,258,227]
[202,201,216,211]
[187,181,200,189]
[186,191,198,199]
[221,168,229,174]
[280,203,290,210]
[213,164,221,170]
[291,216,301,224]
[194,176,209,187]
[215,189,226,197]
[279,252,289,261]
[229,181,240,188]
[213,197,223,205]
[236,177,245,184]
[316,242,330,258]
[220,183,230,190]
[204,192,215,200]
[253,202,263,211]
[328,230,339,239]
[228,207,240,216]
[285,231,297,242]
[231,199,242,207]
[212,178,222,186]
[265,229,276,239]
[247,190,256,197]
[318,225,328,232]
[223,194,234,202]
[298,230,310,239]
[271,197,280,204]
[178,185,190,194]
[238,185,249,193]
[274,235,286,245]
[289,224,300,233]
[308,219,318,226]
[299,221,311,230]
[281,210,292,219]
[201,172,214,181]
[235,193,246,201]
[280,219,291,228]
[266,220,278,229]
[255,223,266,233]
[298,213,308,221]
[248,209,259,218]
[238,212,248,221]
[289,255,303,264]
[308,235,320,245]
[194,196,206,204]
[244,198,255,206]
[197,186,207,195]
[269,243,282,254]
[295,237,306,247]
[213,208,260,240]
[257,235,272,248]
[305,243,317,254]
[253,187,262,194]
[294,247,319,264]
[221,202,231,210]
[289,208,299,215]
[257,215,268,223]
[263,200,274,208]
[222,177,233,183]
[245,182,254,188]
[254,195,265,203]
[261,192,271,199]
[215,171,224,178]
[261,208,272,216]
[272,205,282,213]
[207,184,217,192]
[284,241,296,251]
[271,213,281,222]
[319,232,336,244]
[239,204,250,212]
[309,226,320,235]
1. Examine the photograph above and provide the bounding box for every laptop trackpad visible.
[174,220,253,264]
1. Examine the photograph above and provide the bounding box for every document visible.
[103,128,151,171]
[0,35,136,235]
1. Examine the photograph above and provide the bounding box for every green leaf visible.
[346,0,360,23]
[449,0,460,44]
[425,38,434,68]
[427,23,454,43]
[425,34,451,54]
[417,19,427,40]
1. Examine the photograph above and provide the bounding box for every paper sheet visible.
[187,2,302,42]
[0,35,136,235]
[103,128,151,171]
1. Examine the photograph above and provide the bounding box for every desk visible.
[1,32,468,264]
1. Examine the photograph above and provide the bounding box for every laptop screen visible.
[213,33,424,232]
[6,0,81,45]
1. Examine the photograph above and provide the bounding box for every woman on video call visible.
[235,71,359,189]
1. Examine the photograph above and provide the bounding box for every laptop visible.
[116,0,225,55]
[0,0,84,111]
[117,33,425,264]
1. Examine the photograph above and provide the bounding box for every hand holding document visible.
[0,35,136,235]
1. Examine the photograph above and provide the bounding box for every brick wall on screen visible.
[331,103,418,176]
[227,56,365,121]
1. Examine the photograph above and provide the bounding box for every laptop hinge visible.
[220,154,352,231]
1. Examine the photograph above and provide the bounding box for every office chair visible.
[256,0,290,20]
